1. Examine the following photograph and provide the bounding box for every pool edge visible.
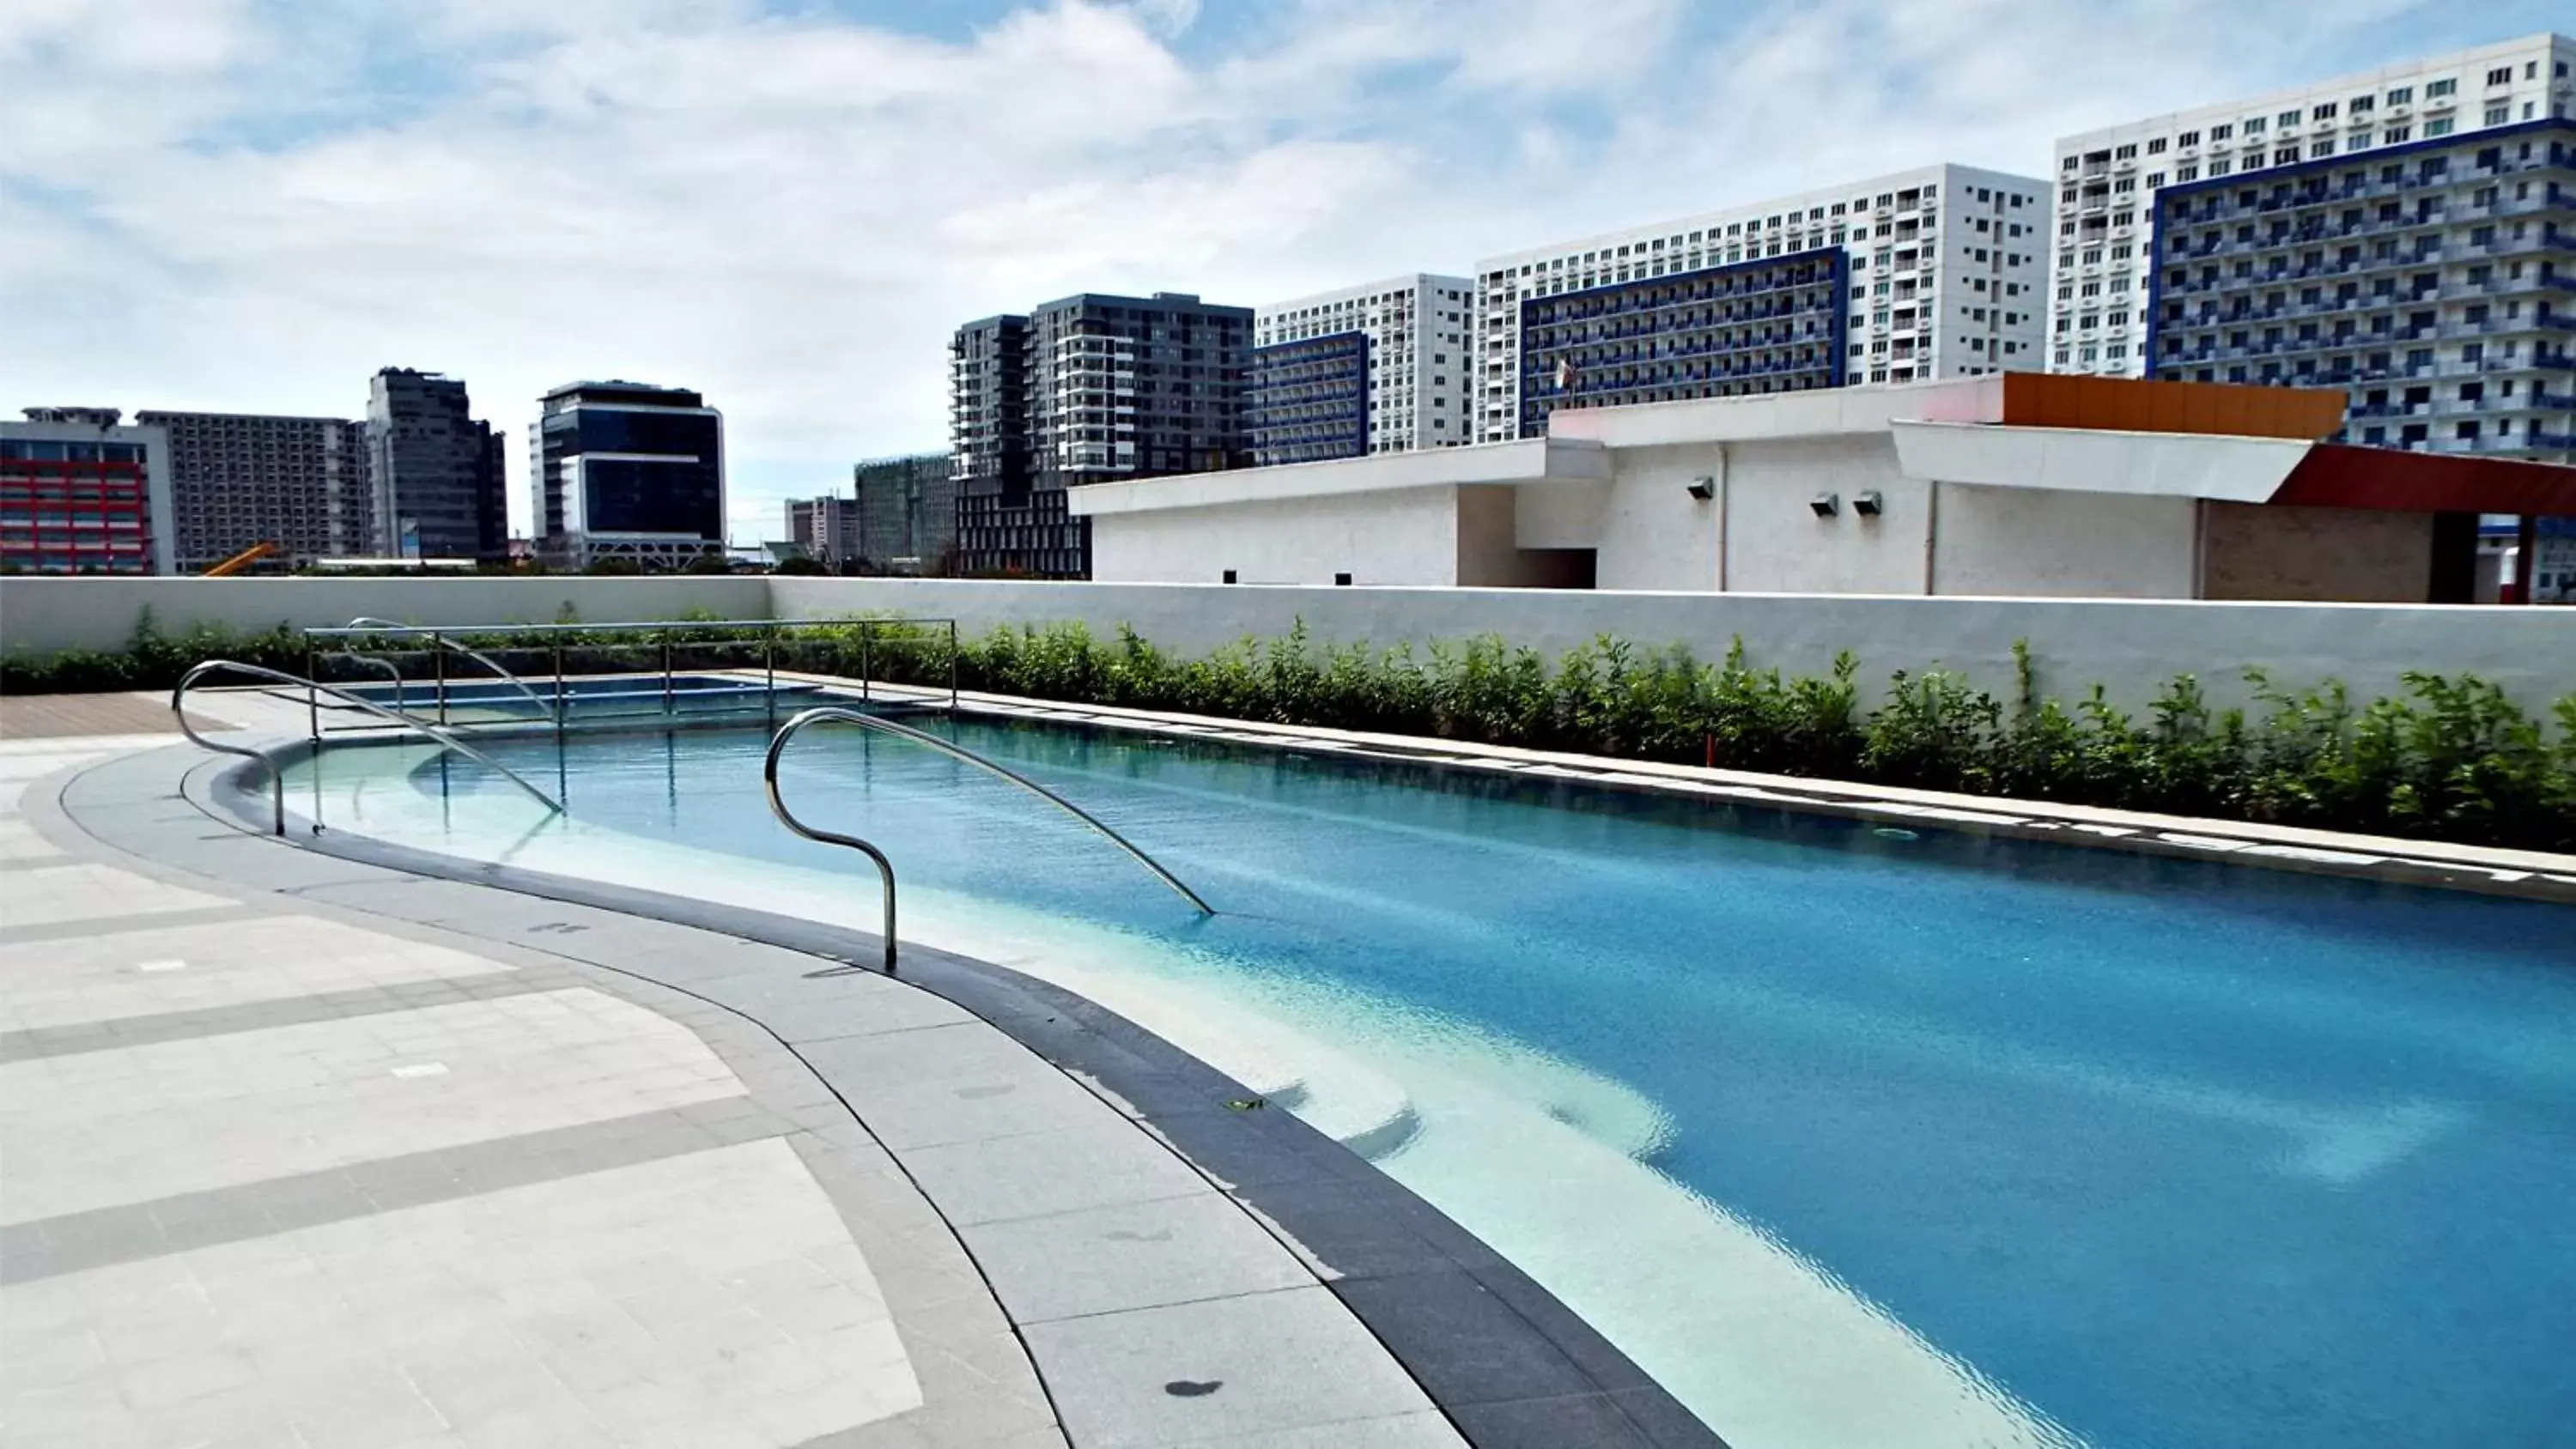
[154,743,1728,1449]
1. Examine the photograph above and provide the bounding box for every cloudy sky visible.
[3,1,2563,542]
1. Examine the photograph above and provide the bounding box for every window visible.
[2484,105,2510,126]
[2426,78,2455,99]
[2210,123,2233,140]
[2385,125,2411,143]
[2178,164,2200,181]
[2351,95,2373,114]
[2484,66,2511,87]
[2148,137,2167,155]
[2426,118,2454,137]
[2388,86,2413,106]
[2245,116,2266,134]
[2277,111,2300,128]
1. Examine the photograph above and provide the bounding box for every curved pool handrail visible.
[173,659,566,834]
[343,616,556,722]
[333,650,404,714]
[764,705,1215,971]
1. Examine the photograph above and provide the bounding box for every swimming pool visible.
[283,716,2576,1449]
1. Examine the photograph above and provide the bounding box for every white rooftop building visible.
[1072,373,2576,603]
[1253,274,1473,464]
[1471,164,2052,445]
[2047,31,2575,379]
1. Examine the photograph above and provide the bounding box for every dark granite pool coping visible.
[84,738,1724,1449]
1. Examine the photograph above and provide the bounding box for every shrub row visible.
[7,612,2571,852]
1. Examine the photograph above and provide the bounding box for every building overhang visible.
[1071,437,1608,517]
[1893,421,2576,513]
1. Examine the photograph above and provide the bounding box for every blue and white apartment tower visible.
[2050,32,2574,464]
[1473,164,2050,442]
[1251,275,1472,465]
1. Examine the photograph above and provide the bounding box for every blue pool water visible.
[301,718,2576,1449]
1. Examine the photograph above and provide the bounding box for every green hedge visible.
[9,613,2572,852]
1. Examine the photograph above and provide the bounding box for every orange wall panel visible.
[1997,372,2341,440]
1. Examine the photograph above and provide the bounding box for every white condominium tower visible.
[1251,274,1473,464]
[2048,32,2575,381]
[1469,163,2050,443]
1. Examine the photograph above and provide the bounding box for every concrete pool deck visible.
[3,700,1715,1448]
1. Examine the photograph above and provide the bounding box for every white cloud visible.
[0,0,2542,541]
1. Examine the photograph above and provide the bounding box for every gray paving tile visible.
[957,1191,1313,1326]
[1,1104,769,1284]
[0,901,269,946]
[0,971,545,1061]
[898,1117,1213,1228]
[801,1022,1129,1150]
[1024,1286,1437,1449]
[1327,1269,1596,1410]
[1443,1389,1672,1449]
[1176,1412,1464,1446]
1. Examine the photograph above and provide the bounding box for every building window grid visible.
[2142,119,2576,457]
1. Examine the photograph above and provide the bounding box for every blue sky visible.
[2,1,2566,542]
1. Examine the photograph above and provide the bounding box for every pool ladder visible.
[174,659,565,835]
[764,705,1214,973]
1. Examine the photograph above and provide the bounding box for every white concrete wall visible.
[1931,482,2198,598]
[1593,445,1719,591]
[1722,435,1931,595]
[762,577,2576,715]
[1089,487,1462,587]
[9,574,2570,718]
[0,576,769,653]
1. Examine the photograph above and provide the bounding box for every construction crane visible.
[202,541,282,577]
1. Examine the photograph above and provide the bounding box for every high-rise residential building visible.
[136,410,366,571]
[529,380,726,570]
[948,292,1251,577]
[784,495,860,567]
[365,369,507,561]
[1251,274,1473,464]
[1,408,175,574]
[2050,30,2573,433]
[1472,164,2050,442]
[851,452,957,573]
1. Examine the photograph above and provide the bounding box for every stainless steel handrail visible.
[764,705,1215,972]
[343,616,556,721]
[333,650,404,713]
[174,660,567,833]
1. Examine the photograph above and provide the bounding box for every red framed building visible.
[1,409,173,575]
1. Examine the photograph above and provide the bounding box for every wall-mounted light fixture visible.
[1809,493,1840,518]
[1686,476,1716,501]
[1853,490,1885,518]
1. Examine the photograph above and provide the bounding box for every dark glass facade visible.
[950,292,1251,577]
[1251,330,1370,465]
[366,370,507,561]
[533,380,724,567]
[2148,120,2576,462]
[1516,249,1849,437]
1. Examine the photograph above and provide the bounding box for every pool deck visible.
[4,699,1711,1449]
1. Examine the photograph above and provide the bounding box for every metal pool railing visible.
[763,704,1214,973]
[300,616,961,736]
[173,659,565,834]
